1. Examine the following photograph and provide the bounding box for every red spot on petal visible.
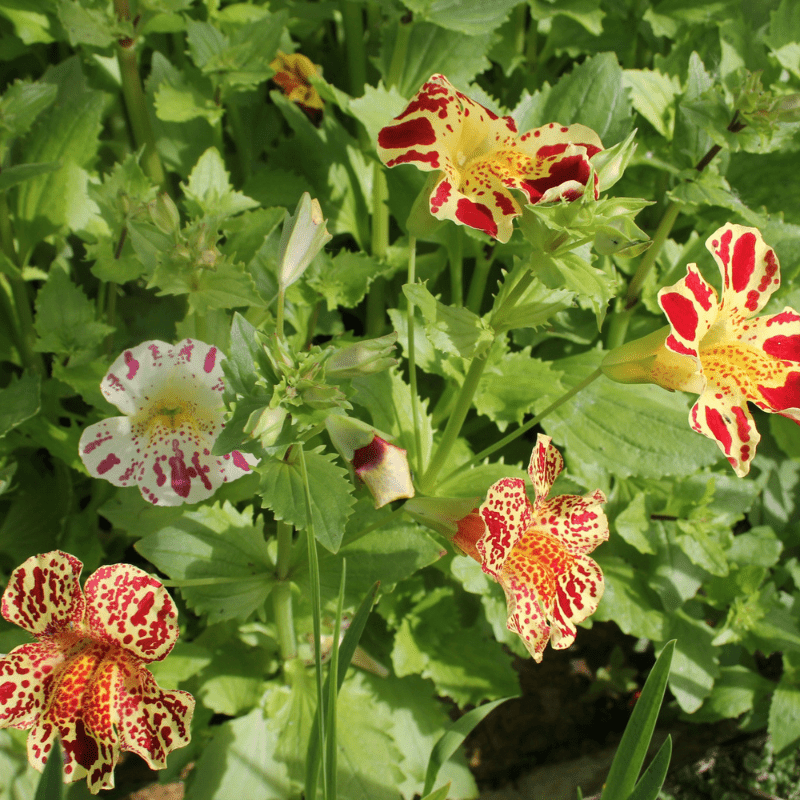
[430,180,452,212]
[386,149,440,168]
[232,451,250,471]
[705,406,733,454]
[378,117,437,150]
[731,406,751,442]
[731,232,757,293]
[455,197,498,238]
[762,333,800,362]
[685,268,714,311]
[203,347,217,373]
[493,191,516,216]
[130,591,155,627]
[96,453,121,475]
[758,372,800,412]
[661,292,699,342]
[124,351,140,380]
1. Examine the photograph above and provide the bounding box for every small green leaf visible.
[422,697,513,795]
[307,251,386,310]
[56,0,116,48]
[666,608,719,713]
[421,785,451,800]
[183,147,259,219]
[0,79,58,142]
[402,0,518,34]
[769,661,800,756]
[0,372,41,437]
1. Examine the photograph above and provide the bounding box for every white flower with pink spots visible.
[79,339,258,506]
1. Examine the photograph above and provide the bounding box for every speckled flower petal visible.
[117,668,194,769]
[2,551,85,637]
[498,558,551,663]
[478,477,534,578]
[0,641,64,729]
[84,565,179,663]
[735,307,800,422]
[706,223,781,321]
[689,388,761,477]
[658,263,718,358]
[539,491,609,556]
[528,434,564,505]
[79,416,140,488]
[549,554,604,650]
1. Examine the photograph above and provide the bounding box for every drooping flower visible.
[79,339,258,505]
[325,415,414,507]
[270,51,324,115]
[602,223,800,476]
[376,73,603,243]
[477,435,608,662]
[0,551,194,793]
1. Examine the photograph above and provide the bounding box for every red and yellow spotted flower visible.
[474,435,608,662]
[603,223,800,476]
[270,51,324,115]
[376,74,603,243]
[79,339,258,506]
[0,551,194,793]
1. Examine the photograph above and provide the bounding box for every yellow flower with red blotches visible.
[0,551,194,793]
[602,223,800,477]
[476,435,608,662]
[270,51,324,114]
[376,74,603,243]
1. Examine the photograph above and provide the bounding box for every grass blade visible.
[628,736,672,800]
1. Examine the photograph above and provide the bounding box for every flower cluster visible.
[603,223,800,476]
[0,551,194,793]
[79,339,258,506]
[377,74,603,243]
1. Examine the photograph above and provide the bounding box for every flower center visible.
[131,382,219,443]
[699,340,785,400]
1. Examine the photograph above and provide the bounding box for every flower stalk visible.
[406,236,424,474]
[272,520,297,661]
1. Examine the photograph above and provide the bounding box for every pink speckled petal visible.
[478,477,533,579]
[100,339,225,415]
[528,434,564,506]
[84,565,179,663]
[117,668,194,769]
[79,417,140,489]
[498,557,551,663]
[0,641,64,729]
[689,388,760,478]
[658,263,718,358]
[550,555,604,650]
[538,490,609,556]
[706,223,781,321]
[2,551,85,637]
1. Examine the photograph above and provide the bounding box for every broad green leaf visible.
[540,350,721,485]
[0,79,57,150]
[693,665,775,722]
[600,640,675,800]
[307,251,387,310]
[769,660,800,757]
[665,607,719,713]
[0,161,60,193]
[771,414,800,460]
[422,696,512,795]
[0,372,40,437]
[147,641,214,690]
[402,0,518,34]
[668,172,766,227]
[404,282,494,359]
[615,493,658,555]
[349,83,408,148]
[0,1,55,44]
[421,786,451,800]
[154,70,223,125]
[531,0,605,36]
[766,0,800,78]
[474,346,564,431]
[259,448,356,553]
[198,641,267,716]
[135,503,275,622]
[56,0,116,48]
[377,20,495,99]
[182,147,259,220]
[623,69,680,139]
[33,268,113,356]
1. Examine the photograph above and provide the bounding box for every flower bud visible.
[278,192,332,289]
[148,192,181,235]
[404,496,485,561]
[326,332,398,380]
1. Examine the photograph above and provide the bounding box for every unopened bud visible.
[149,193,180,234]
[326,332,398,380]
[278,192,332,289]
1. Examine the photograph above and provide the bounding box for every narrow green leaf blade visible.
[422,697,513,796]
[600,640,675,800]
[34,737,63,800]
[421,784,451,800]
[627,736,672,800]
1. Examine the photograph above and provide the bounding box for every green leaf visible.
[404,282,494,359]
[376,20,495,99]
[627,736,672,800]
[0,79,58,143]
[198,641,267,716]
[769,661,800,757]
[402,0,518,34]
[33,736,63,800]
[665,607,719,713]
[0,372,40,437]
[33,268,113,355]
[514,53,633,145]
[134,503,275,622]
[56,0,116,48]
[421,785,451,800]
[600,641,675,800]
[307,251,387,310]
[182,147,259,220]
[422,697,512,796]
[615,493,657,555]
[153,67,223,125]
[349,83,408,146]
[623,68,680,139]
[771,414,800,460]
[259,448,356,553]
[0,1,56,45]
[0,161,61,192]
[541,350,721,485]
[694,665,775,722]
[765,0,800,78]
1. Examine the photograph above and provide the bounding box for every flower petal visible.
[117,668,194,769]
[550,555,604,650]
[690,388,761,477]
[528,433,564,505]
[353,435,415,508]
[100,339,225,415]
[0,641,63,729]
[538,491,609,556]
[2,551,85,637]
[84,564,179,663]
[79,416,141,488]
[478,477,533,578]
[498,558,551,663]
[706,223,781,320]
[658,263,718,357]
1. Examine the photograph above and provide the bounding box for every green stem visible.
[272,520,297,661]
[439,367,603,485]
[276,286,286,339]
[115,36,166,189]
[419,342,494,493]
[386,16,412,89]
[9,275,43,374]
[406,236,424,474]
[512,3,527,55]
[605,304,632,351]
[624,200,681,308]
[366,164,389,336]
[448,228,464,307]
[465,246,495,314]
[340,0,366,96]
[227,100,250,186]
